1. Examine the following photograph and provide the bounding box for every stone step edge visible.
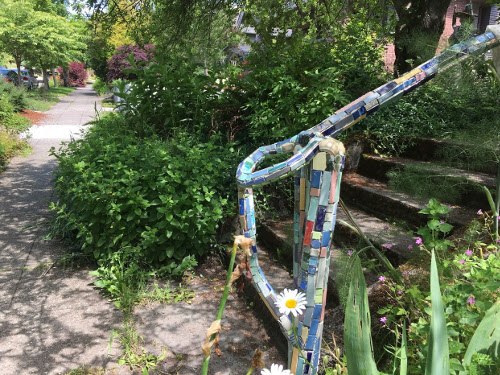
[357,153,497,189]
[341,172,478,229]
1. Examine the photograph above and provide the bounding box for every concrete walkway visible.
[0,86,123,374]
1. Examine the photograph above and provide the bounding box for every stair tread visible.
[342,172,477,227]
[362,153,497,188]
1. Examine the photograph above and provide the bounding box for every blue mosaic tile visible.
[309,319,319,336]
[314,206,326,231]
[321,231,330,247]
[313,339,321,369]
[250,150,264,162]
[308,265,316,274]
[252,245,257,253]
[305,335,315,350]
[376,81,397,95]
[249,169,268,181]
[313,304,322,319]
[311,171,322,189]
[345,100,364,114]
[310,239,320,249]
[239,199,244,215]
[300,280,307,291]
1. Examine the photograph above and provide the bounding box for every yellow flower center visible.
[285,299,297,309]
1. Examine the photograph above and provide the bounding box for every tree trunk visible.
[15,59,22,87]
[62,68,70,87]
[42,69,49,91]
[52,68,58,87]
[393,0,452,77]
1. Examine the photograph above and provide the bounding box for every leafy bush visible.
[112,57,225,140]
[0,94,30,168]
[106,44,155,82]
[50,113,237,296]
[92,77,109,96]
[233,17,386,146]
[359,56,500,155]
[68,62,88,87]
[0,82,27,112]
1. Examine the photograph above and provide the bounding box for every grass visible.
[100,97,115,108]
[26,86,76,111]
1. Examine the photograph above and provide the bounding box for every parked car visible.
[1,69,39,89]
[0,68,18,84]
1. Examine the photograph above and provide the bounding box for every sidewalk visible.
[0,86,123,374]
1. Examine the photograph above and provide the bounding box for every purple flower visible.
[379,276,386,282]
[403,271,408,275]
[477,209,483,215]
[384,244,393,250]
[380,316,387,323]
[416,238,423,245]
[468,296,476,305]
[459,259,466,264]
[408,244,413,250]
[497,239,500,243]
[397,290,403,295]
[347,250,353,256]
[465,249,473,256]
[439,220,444,224]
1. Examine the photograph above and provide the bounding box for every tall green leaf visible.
[344,256,379,375]
[425,250,449,375]
[461,300,500,372]
[400,321,408,375]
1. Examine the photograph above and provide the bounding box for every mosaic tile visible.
[309,187,320,197]
[311,231,321,240]
[307,196,319,221]
[320,247,327,258]
[305,335,316,350]
[313,152,327,170]
[299,179,306,210]
[314,206,326,231]
[316,258,326,287]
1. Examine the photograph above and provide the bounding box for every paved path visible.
[0,86,123,374]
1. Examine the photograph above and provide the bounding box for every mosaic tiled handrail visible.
[235,28,500,375]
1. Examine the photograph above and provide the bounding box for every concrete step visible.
[340,172,477,229]
[358,154,496,187]
[397,138,498,174]
[356,153,495,209]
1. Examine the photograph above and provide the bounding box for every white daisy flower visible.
[261,363,293,375]
[275,288,307,317]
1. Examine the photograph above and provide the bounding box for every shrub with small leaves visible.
[106,44,155,82]
[50,113,237,296]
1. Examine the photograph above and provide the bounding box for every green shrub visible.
[358,58,500,155]
[50,113,237,292]
[113,57,225,140]
[92,77,109,96]
[236,20,386,146]
[0,94,30,168]
[0,82,28,112]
